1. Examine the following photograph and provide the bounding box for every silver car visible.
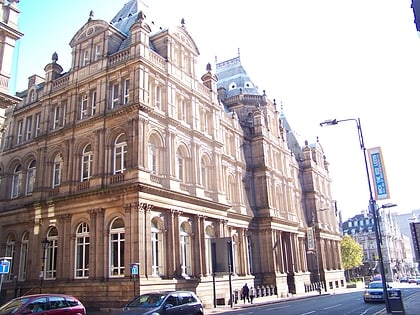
[363,281,392,302]
[112,291,204,315]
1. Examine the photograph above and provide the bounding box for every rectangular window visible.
[25,116,32,141]
[91,91,97,115]
[53,107,60,129]
[123,79,130,104]
[94,45,101,61]
[17,120,23,144]
[111,83,119,108]
[62,103,67,126]
[82,50,89,66]
[80,95,88,119]
[34,113,41,137]
[155,86,161,109]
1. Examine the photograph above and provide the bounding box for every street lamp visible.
[320,118,391,314]
[39,237,50,294]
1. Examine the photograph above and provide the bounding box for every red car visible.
[0,294,86,315]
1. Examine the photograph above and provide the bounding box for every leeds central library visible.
[0,0,344,309]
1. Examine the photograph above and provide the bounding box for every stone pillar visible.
[56,213,72,279]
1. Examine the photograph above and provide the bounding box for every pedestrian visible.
[242,283,250,303]
[249,286,255,304]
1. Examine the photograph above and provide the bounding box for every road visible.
[212,284,419,315]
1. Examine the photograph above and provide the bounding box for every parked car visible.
[363,281,393,303]
[0,293,86,315]
[408,276,416,284]
[399,276,408,283]
[111,291,204,315]
[416,276,420,285]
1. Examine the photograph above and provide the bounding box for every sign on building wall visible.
[368,147,390,200]
[307,227,315,251]
[211,237,233,275]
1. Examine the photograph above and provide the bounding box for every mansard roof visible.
[215,55,259,98]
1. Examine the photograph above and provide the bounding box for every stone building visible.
[0,0,344,309]
[0,0,22,147]
[342,208,407,281]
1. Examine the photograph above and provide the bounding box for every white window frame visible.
[123,79,130,104]
[111,83,119,108]
[75,222,90,278]
[90,91,97,115]
[25,116,32,141]
[11,164,22,198]
[25,160,36,195]
[114,134,127,174]
[80,95,88,119]
[53,106,60,129]
[81,144,93,181]
[35,113,41,137]
[16,120,23,144]
[53,154,63,187]
[18,232,29,281]
[110,219,125,277]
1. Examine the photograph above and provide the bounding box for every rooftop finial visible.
[52,52,58,63]
[181,18,185,27]
[88,10,94,21]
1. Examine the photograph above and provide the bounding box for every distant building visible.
[393,210,420,271]
[0,0,344,309]
[342,208,408,281]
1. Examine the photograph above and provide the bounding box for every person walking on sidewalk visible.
[241,283,250,303]
[249,286,255,304]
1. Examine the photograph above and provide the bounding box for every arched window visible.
[81,144,93,181]
[148,134,163,175]
[52,154,63,187]
[5,234,15,281]
[11,164,22,198]
[205,225,215,276]
[180,221,192,277]
[26,160,36,195]
[110,218,125,276]
[151,217,164,276]
[18,232,29,281]
[75,222,90,278]
[45,227,58,279]
[176,150,184,181]
[200,156,211,190]
[114,134,127,174]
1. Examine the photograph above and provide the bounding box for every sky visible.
[12,0,420,221]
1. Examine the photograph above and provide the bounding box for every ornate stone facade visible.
[0,0,344,309]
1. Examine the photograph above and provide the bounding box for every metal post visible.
[320,118,391,313]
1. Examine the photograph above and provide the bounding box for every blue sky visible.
[12,0,420,220]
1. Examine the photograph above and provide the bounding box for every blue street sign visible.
[368,147,390,200]
[0,260,10,274]
[130,264,138,275]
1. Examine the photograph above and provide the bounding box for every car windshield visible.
[126,294,165,308]
[369,282,383,289]
[0,297,30,315]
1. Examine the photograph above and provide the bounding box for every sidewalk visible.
[375,288,420,315]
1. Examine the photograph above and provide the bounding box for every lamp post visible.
[39,237,50,294]
[320,118,391,313]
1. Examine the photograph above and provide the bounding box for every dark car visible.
[0,293,86,315]
[363,281,393,303]
[112,291,204,315]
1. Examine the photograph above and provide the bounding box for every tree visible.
[340,234,363,281]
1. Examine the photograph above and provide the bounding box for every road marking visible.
[266,305,291,311]
[323,303,343,310]
[301,311,315,315]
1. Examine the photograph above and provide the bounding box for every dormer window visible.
[229,82,236,90]
[244,81,253,88]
